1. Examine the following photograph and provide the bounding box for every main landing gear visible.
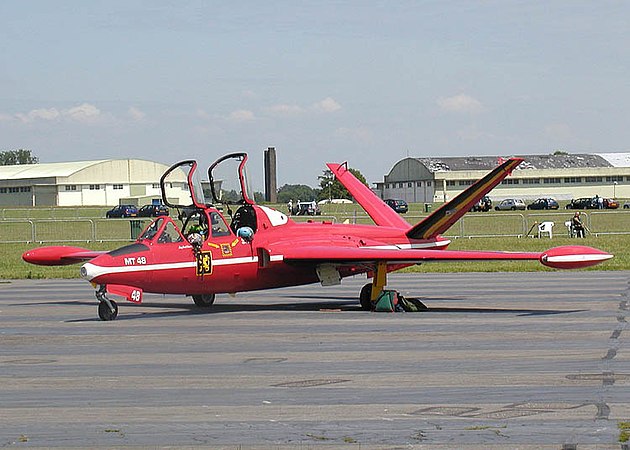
[359,261,389,311]
[96,285,118,321]
[359,262,427,311]
[359,283,373,310]
[192,294,216,307]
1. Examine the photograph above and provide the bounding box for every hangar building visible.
[0,159,189,207]
[375,153,630,203]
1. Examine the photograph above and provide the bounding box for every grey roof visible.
[417,153,620,172]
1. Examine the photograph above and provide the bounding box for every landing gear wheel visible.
[192,294,216,308]
[359,283,373,311]
[98,300,118,321]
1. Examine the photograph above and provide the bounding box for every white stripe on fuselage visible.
[81,255,284,281]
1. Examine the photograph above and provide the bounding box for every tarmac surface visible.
[1,271,629,449]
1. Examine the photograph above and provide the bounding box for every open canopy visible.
[208,152,255,205]
[160,160,207,209]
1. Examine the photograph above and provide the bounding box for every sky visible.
[1,1,629,191]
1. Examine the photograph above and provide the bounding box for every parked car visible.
[604,198,619,209]
[565,197,597,209]
[494,198,526,211]
[384,199,409,213]
[294,201,321,216]
[105,204,138,218]
[138,204,170,217]
[471,196,492,212]
[527,198,559,210]
[624,201,630,209]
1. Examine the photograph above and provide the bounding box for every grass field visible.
[1,203,627,280]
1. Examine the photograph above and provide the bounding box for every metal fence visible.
[0,218,153,243]
[1,212,629,244]
[0,207,107,220]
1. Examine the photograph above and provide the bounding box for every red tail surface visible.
[407,158,523,239]
[326,162,409,229]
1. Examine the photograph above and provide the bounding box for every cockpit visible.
[180,209,231,239]
[157,153,258,244]
[143,153,265,249]
[137,208,233,245]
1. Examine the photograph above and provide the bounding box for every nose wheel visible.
[98,299,118,321]
[96,285,119,321]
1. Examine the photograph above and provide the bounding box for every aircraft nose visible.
[80,261,102,281]
[80,263,92,280]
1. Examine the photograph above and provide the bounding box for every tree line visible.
[277,167,368,203]
[0,149,38,165]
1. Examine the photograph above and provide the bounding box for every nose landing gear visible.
[96,285,119,321]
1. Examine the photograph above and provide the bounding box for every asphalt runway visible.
[1,271,629,449]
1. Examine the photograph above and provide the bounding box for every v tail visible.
[327,157,523,239]
[407,158,523,239]
[326,162,410,229]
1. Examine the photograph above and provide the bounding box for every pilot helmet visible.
[237,226,254,242]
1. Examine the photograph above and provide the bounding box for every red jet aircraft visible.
[23,153,612,320]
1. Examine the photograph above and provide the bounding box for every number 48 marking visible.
[130,290,142,303]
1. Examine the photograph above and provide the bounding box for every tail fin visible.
[327,162,409,229]
[407,158,523,240]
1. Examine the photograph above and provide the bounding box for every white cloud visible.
[260,97,341,118]
[313,97,342,113]
[266,104,305,116]
[65,103,102,123]
[12,103,107,124]
[227,109,255,122]
[127,106,146,121]
[16,107,61,123]
[437,94,484,114]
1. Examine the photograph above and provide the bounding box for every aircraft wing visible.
[22,246,107,266]
[327,162,410,229]
[279,244,612,270]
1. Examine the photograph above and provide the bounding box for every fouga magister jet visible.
[23,153,612,320]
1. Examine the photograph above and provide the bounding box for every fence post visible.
[31,219,38,242]
[27,220,34,243]
[89,219,96,242]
